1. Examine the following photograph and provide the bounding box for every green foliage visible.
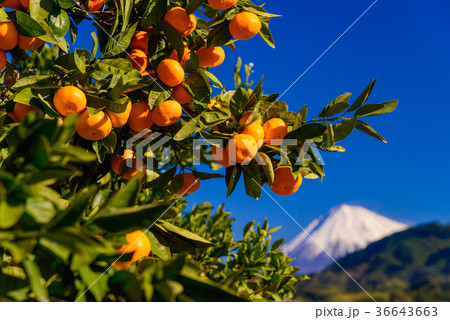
[296,224,450,302]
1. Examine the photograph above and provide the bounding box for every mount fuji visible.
[283,204,408,274]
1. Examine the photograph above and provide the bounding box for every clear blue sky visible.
[75,0,450,242]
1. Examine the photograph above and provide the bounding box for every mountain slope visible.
[284,205,407,273]
[296,223,450,302]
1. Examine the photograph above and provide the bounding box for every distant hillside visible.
[296,223,450,302]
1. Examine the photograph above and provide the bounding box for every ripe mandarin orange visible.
[179,14,197,37]
[53,86,87,116]
[129,30,149,54]
[7,112,19,123]
[242,123,264,148]
[208,0,238,10]
[157,59,184,87]
[18,35,44,51]
[111,154,125,175]
[212,145,234,167]
[174,173,200,195]
[0,21,18,51]
[126,49,148,73]
[164,7,190,33]
[169,45,191,65]
[196,46,225,68]
[13,103,40,122]
[115,230,151,269]
[239,111,262,126]
[76,110,112,141]
[83,0,104,13]
[128,101,153,132]
[105,99,132,128]
[152,100,182,127]
[0,49,6,71]
[19,0,29,9]
[226,134,258,164]
[1,0,22,10]
[263,118,288,146]
[229,12,262,41]
[270,166,303,196]
[172,84,193,105]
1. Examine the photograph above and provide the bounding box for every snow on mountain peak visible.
[283,204,408,274]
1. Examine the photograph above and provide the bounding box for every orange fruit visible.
[13,103,40,122]
[105,99,132,128]
[242,123,264,148]
[263,118,288,146]
[82,0,104,13]
[18,35,44,51]
[19,0,29,9]
[270,166,303,196]
[115,230,151,269]
[208,0,238,10]
[179,14,197,37]
[212,145,234,167]
[129,30,149,54]
[169,45,191,65]
[0,21,18,51]
[152,100,182,127]
[7,112,19,123]
[123,156,146,180]
[172,85,193,105]
[111,154,125,175]
[164,7,190,33]
[229,12,262,41]
[196,46,225,68]
[76,110,112,141]
[157,59,184,87]
[123,169,145,180]
[1,0,23,10]
[239,111,262,126]
[53,86,87,116]
[126,49,148,73]
[226,134,258,164]
[0,49,6,71]
[174,173,200,195]
[128,101,153,132]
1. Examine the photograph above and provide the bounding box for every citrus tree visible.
[0,0,397,301]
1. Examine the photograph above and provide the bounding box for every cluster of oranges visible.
[0,0,46,71]
[211,112,302,196]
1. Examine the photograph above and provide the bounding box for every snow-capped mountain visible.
[283,204,408,274]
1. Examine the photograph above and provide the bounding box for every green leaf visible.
[48,7,70,39]
[354,100,398,117]
[78,265,109,302]
[148,83,172,109]
[192,172,225,180]
[225,165,242,198]
[51,186,97,228]
[355,120,387,143]
[103,22,138,57]
[15,11,46,37]
[58,0,74,9]
[147,231,171,260]
[94,58,133,75]
[143,166,177,189]
[160,20,184,61]
[11,75,52,90]
[185,0,203,15]
[207,22,233,48]
[25,197,56,224]
[285,123,326,141]
[319,92,351,118]
[243,165,261,200]
[157,220,214,248]
[324,123,334,147]
[23,259,49,302]
[256,152,274,186]
[258,20,275,48]
[90,31,99,58]
[119,0,133,31]
[173,108,231,141]
[348,78,377,112]
[30,0,53,21]
[140,0,168,29]
[332,117,358,142]
[184,69,212,103]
